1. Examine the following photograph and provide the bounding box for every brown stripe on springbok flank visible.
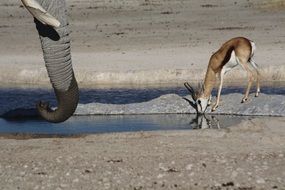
[211,26,255,30]
[0,133,87,140]
[221,47,234,68]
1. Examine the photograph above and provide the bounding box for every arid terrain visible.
[0,1,285,189]
[1,0,285,86]
[0,118,285,189]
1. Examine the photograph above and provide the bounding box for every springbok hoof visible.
[241,98,248,103]
[211,106,217,112]
[255,93,259,97]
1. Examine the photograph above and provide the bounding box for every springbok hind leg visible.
[241,63,255,103]
[255,71,260,97]
[249,58,260,97]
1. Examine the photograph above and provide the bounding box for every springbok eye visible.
[197,99,201,104]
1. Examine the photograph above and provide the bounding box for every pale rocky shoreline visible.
[75,93,285,116]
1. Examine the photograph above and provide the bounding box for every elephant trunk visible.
[37,76,79,123]
[35,0,79,123]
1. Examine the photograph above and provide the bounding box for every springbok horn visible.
[184,82,196,100]
[184,82,196,101]
[21,0,60,27]
[184,82,194,93]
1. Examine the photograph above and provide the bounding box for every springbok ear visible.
[21,0,60,28]
[197,82,204,93]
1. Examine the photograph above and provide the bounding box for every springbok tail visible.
[250,40,256,58]
[249,40,259,71]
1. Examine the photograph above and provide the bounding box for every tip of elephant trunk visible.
[37,79,79,123]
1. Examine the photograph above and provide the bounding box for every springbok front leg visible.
[212,70,225,111]
[241,62,255,103]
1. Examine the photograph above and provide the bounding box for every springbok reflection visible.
[189,114,220,129]
[183,94,221,129]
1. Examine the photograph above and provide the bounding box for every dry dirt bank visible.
[1,0,285,85]
[0,117,284,189]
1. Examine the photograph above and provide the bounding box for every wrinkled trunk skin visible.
[35,0,79,123]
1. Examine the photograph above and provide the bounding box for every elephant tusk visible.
[21,0,60,27]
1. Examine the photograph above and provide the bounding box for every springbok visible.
[184,37,260,114]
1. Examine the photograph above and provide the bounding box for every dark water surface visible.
[0,114,258,135]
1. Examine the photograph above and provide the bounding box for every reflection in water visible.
[189,114,221,129]
[183,95,221,129]
[0,114,251,135]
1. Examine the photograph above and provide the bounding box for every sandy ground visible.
[1,0,285,86]
[0,117,284,189]
[1,1,285,189]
